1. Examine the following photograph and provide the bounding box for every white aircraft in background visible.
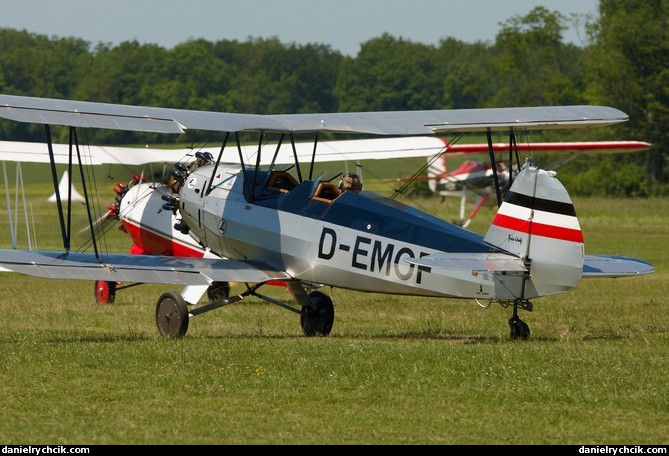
[0,94,654,340]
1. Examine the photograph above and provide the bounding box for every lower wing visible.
[0,249,291,285]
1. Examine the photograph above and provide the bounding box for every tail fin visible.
[427,156,447,193]
[483,162,584,297]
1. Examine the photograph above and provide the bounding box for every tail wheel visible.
[156,291,189,338]
[94,281,116,304]
[509,317,531,340]
[300,291,334,337]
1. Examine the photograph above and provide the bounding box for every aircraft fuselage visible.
[177,165,503,298]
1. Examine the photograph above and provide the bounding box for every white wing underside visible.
[0,138,650,168]
[0,249,291,285]
[0,136,449,166]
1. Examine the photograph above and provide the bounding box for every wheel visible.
[300,290,334,337]
[94,280,116,304]
[156,291,189,338]
[207,281,231,302]
[509,316,530,340]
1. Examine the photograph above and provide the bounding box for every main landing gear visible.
[95,280,117,304]
[94,280,231,305]
[155,281,335,338]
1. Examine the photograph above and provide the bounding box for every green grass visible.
[0,167,667,444]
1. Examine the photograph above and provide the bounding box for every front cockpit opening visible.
[267,171,299,193]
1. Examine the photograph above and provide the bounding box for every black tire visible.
[300,291,334,337]
[94,280,116,304]
[156,291,189,338]
[207,281,231,302]
[509,317,530,340]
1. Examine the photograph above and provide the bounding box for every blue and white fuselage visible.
[178,164,506,300]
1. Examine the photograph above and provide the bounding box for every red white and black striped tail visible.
[483,164,585,297]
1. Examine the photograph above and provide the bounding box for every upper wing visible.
[0,249,292,285]
[0,94,628,136]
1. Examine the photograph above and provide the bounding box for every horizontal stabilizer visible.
[407,252,527,272]
[583,255,655,277]
[0,249,291,285]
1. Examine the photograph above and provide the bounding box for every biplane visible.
[0,94,655,339]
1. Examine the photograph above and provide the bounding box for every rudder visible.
[483,162,584,298]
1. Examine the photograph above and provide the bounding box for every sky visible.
[0,0,599,55]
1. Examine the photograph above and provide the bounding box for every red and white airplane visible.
[385,139,652,227]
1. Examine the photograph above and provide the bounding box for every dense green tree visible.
[74,40,165,105]
[490,6,588,109]
[0,29,92,141]
[142,39,233,111]
[435,38,497,109]
[221,37,342,114]
[334,33,442,111]
[585,0,669,195]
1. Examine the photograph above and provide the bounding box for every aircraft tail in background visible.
[47,171,86,204]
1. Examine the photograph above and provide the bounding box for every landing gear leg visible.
[207,281,231,302]
[508,303,530,340]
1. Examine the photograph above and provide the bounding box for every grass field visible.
[0,163,667,444]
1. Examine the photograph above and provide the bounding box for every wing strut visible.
[205,131,230,196]
[264,133,285,186]
[234,132,245,173]
[506,131,522,190]
[44,125,101,257]
[289,135,303,182]
[248,133,265,202]
[486,129,503,207]
[308,133,319,180]
[45,125,69,252]
[71,127,101,259]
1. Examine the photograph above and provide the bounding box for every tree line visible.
[0,0,666,196]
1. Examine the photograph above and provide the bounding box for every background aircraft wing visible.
[0,141,196,165]
[0,136,450,166]
[443,140,652,155]
[0,249,292,285]
[0,94,629,135]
